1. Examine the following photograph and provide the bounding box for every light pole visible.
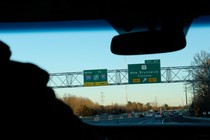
[185,85,188,109]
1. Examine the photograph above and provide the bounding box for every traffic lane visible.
[82,115,165,125]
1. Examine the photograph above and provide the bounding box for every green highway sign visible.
[83,69,108,86]
[145,59,160,64]
[128,59,161,84]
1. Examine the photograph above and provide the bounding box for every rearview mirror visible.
[111,30,186,55]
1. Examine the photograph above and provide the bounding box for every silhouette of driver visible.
[0,40,97,139]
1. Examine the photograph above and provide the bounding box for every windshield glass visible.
[1,16,210,126]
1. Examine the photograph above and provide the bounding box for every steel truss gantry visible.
[48,66,198,88]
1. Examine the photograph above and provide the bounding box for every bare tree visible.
[189,50,210,116]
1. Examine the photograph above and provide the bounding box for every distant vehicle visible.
[139,113,145,118]
[154,112,162,119]
[146,113,154,117]
[178,112,183,116]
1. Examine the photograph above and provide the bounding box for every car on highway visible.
[139,113,145,118]
[0,1,210,140]
[154,112,162,119]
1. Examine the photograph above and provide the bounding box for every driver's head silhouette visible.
[0,40,11,63]
[0,40,97,139]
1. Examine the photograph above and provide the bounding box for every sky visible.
[0,17,210,107]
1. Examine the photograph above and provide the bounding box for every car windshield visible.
[1,16,210,126]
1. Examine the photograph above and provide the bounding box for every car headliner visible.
[0,1,210,24]
[1,1,209,56]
